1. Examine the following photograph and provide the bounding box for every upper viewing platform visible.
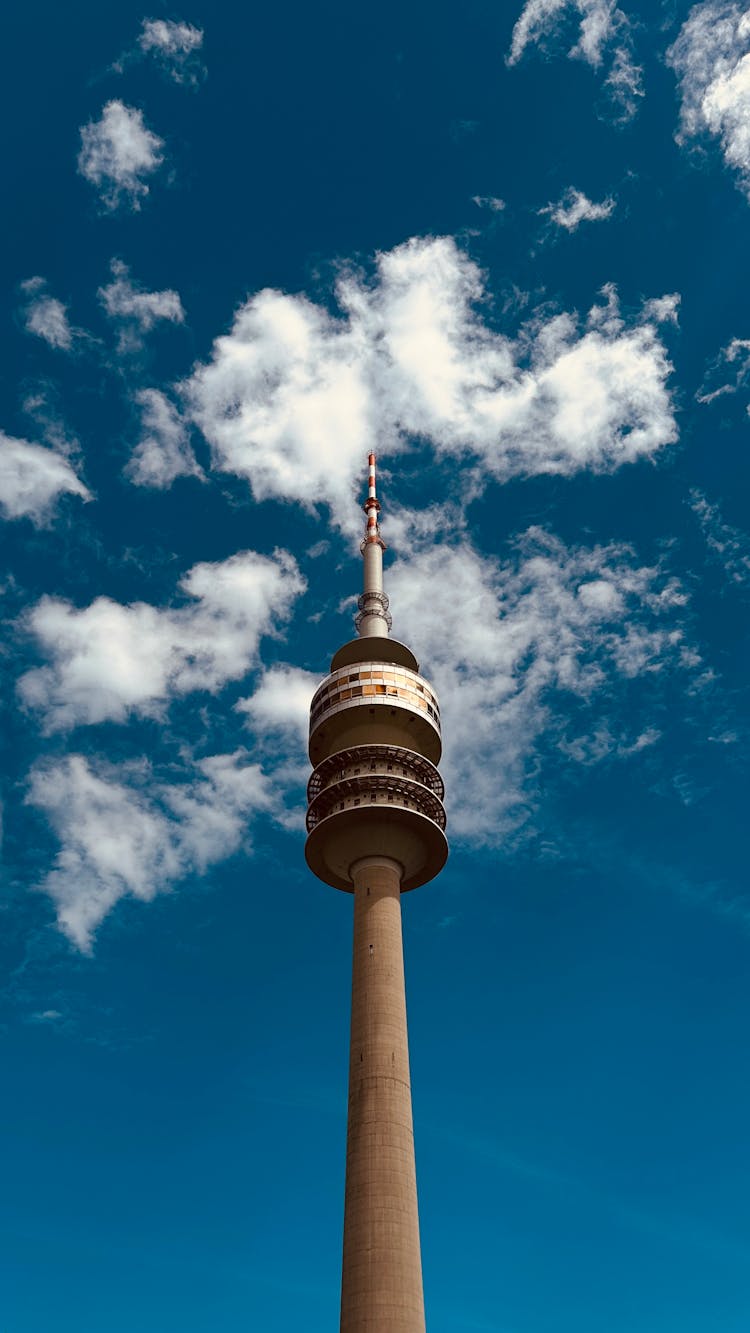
[309,659,441,766]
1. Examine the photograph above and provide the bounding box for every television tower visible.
[306,454,448,1332]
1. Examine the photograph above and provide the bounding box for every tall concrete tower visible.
[306,454,448,1332]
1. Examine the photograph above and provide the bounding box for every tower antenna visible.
[355,452,392,638]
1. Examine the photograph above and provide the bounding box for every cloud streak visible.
[690,489,750,588]
[697,335,750,403]
[507,0,643,121]
[0,431,90,524]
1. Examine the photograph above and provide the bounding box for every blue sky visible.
[2,1,750,1328]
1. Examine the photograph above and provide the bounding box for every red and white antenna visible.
[356,452,392,637]
[364,452,384,548]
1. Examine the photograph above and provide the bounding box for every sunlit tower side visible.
[306,454,448,1333]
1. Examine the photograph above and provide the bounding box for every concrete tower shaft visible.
[305,456,448,1333]
[341,855,424,1332]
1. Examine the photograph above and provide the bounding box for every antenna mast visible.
[355,452,392,638]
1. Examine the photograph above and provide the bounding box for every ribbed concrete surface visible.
[340,858,426,1333]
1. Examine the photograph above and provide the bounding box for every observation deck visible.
[309,661,442,767]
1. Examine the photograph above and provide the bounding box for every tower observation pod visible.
[306,454,448,1333]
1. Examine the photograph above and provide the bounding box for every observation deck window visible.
[309,663,441,735]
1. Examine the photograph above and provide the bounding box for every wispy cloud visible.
[158,524,696,852]
[387,527,692,842]
[138,18,205,83]
[697,336,750,403]
[0,430,90,525]
[114,18,206,86]
[20,278,77,351]
[690,488,750,588]
[668,2,750,198]
[77,101,165,212]
[540,185,616,230]
[98,259,185,351]
[506,0,644,122]
[471,195,506,213]
[111,18,206,87]
[125,388,203,488]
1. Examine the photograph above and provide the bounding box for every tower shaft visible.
[340,856,425,1333]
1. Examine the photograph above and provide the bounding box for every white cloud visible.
[236,664,320,747]
[185,235,677,534]
[186,282,375,537]
[138,18,205,85]
[690,488,750,586]
[139,17,203,55]
[0,431,90,525]
[99,260,185,349]
[641,294,681,326]
[28,749,273,951]
[507,0,643,121]
[235,665,321,831]
[471,195,506,212]
[541,186,616,229]
[125,388,202,488]
[77,101,165,211]
[668,3,750,196]
[697,335,750,402]
[387,528,691,842]
[19,549,305,731]
[558,723,661,764]
[21,277,75,351]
